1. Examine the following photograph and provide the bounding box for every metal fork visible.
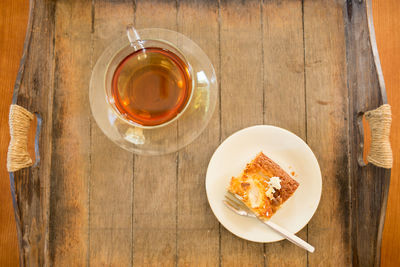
[224,192,315,253]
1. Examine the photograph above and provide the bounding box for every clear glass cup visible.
[90,26,217,155]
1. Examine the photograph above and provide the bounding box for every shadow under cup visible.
[105,40,194,128]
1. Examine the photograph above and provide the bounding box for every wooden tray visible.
[9,0,392,266]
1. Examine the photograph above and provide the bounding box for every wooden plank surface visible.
[11,0,56,264]
[132,1,178,265]
[1,0,400,266]
[0,0,29,266]
[177,0,220,266]
[346,1,391,265]
[219,0,264,265]
[262,0,307,265]
[49,1,91,264]
[304,0,351,265]
[89,1,134,265]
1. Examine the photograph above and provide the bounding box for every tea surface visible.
[112,47,192,126]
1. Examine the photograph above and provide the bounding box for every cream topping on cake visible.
[265,176,281,200]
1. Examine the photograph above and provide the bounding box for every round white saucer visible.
[205,125,322,242]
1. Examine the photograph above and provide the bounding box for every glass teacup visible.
[90,25,217,155]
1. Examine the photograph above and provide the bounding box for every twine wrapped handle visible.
[365,104,393,169]
[7,104,34,172]
[5,103,393,170]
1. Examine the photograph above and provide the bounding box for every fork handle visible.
[264,220,315,253]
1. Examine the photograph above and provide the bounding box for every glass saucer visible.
[90,28,218,155]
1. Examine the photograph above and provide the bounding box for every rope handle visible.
[365,104,393,169]
[7,104,34,172]
[5,103,393,170]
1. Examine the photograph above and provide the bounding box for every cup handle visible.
[126,24,144,50]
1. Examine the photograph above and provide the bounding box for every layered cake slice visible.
[228,152,299,220]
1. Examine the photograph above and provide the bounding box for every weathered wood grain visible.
[304,0,351,265]
[262,0,308,265]
[346,1,392,266]
[176,0,220,266]
[9,0,393,266]
[89,0,134,265]
[132,0,178,265]
[49,0,92,265]
[219,0,264,265]
[7,0,55,265]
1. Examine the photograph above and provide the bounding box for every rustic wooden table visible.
[1,0,399,266]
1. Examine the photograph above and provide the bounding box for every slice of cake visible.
[228,152,299,220]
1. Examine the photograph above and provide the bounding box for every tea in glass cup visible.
[89,26,217,155]
[111,46,192,126]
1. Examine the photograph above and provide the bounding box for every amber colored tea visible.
[111,47,192,126]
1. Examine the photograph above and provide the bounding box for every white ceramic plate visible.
[205,125,322,243]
